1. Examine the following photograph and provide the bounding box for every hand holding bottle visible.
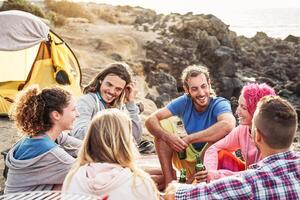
[194,154,207,183]
[194,170,208,183]
[165,134,188,152]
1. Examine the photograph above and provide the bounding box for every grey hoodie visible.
[4,133,82,194]
[70,92,142,142]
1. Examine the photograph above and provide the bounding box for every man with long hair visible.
[71,62,142,143]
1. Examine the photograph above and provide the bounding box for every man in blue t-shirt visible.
[145,65,236,188]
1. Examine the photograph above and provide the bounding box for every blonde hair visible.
[64,109,158,198]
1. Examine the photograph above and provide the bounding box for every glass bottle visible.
[178,149,187,160]
[178,168,187,183]
[195,154,206,172]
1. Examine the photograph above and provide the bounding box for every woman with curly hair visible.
[201,83,276,182]
[63,109,159,199]
[4,85,81,194]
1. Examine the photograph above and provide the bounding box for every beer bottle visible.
[195,154,206,172]
[179,168,186,183]
[178,149,187,160]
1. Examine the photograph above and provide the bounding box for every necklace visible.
[96,92,107,109]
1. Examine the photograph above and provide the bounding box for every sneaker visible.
[136,102,144,114]
[138,140,155,154]
[1,149,9,179]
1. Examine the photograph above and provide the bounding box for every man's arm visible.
[125,101,142,143]
[145,107,188,152]
[184,112,236,144]
[145,107,172,140]
[70,95,96,140]
[124,80,143,143]
[204,126,244,171]
[56,132,83,157]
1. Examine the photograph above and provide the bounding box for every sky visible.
[74,0,300,14]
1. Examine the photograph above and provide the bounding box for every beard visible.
[190,95,210,111]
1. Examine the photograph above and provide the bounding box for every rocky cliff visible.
[136,12,300,114]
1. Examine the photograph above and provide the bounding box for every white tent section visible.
[0,10,49,82]
[0,10,49,50]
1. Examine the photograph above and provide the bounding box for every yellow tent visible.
[0,10,82,115]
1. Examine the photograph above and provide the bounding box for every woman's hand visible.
[193,170,208,183]
[185,170,208,184]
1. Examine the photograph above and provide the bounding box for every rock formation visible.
[132,11,300,130]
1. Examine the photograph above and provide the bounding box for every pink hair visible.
[242,83,276,116]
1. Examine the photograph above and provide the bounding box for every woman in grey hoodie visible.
[4,86,82,193]
[70,62,143,143]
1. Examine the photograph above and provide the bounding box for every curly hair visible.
[83,62,133,107]
[10,85,71,136]
[242,83,276,117]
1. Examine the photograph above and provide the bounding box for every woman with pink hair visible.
[203,83,275,181]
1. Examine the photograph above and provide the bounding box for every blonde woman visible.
[5,86,81,193]
[63,109,159,200]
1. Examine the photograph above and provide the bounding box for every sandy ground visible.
[53,18,158,77]
[0,117,19,193]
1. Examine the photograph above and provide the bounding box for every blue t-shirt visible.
[14,135,57,160]
[167,94,232,150]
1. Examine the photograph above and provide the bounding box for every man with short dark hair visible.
[165,95,300,199]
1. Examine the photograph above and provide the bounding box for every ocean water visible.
[218,7,300,39]
[79,1,300,39]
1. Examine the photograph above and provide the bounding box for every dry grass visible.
[54,13,67,27]
[91,6,119,24]
[44,0,94,23]
[90,5,136,24]
[0,0,45,18]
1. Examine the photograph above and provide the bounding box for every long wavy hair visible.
[83,62,132,108]
[10,85,71,136]
[64,109,158,198]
